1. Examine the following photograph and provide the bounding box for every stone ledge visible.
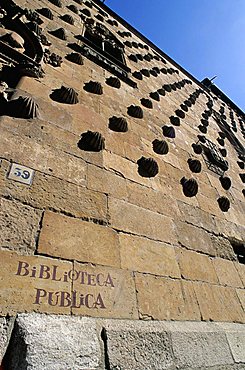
[1,314,245,370]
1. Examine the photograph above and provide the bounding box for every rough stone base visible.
[1,314,245,370]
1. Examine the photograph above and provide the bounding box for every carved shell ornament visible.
[106,76,121,88]
[127,105,143,119]
[217,196,230,212]
[141,98,153,109]
[150,91,160,101]
[192,143,203,154]
[219,176,231,190]
[169,116,180,126]
[188,159,202,173]
[49,28,67,40]
[78,131,105,152]
[84,81,103,95]
[109,116,128,132]
[162,125,175,138]
[50,86,79,104]
[137,157,159,177]
[180,177,198,197]
[8,96,40,119]
[132,71,143,80]
[37,8,53,20]
[152,139,169,155]
[175,109,185,119]
[66,52,84,65]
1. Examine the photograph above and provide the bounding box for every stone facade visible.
[0,0,244,368]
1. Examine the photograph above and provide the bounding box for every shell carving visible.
[78,131,105,152]
[170,116,180,126]
[162,125,175,138]
[106,77,121,89]
[132,71,143,80]
[50,28,67,40]
[51,86,79,104]
[141,98,153,109]
[217,196,230,212]
[217,138,225,146]
[149,69,158,77]
[84,81,103,95]
[163,84,171,92]
[137,157,159,177]
[201,119,209,127]
[192,143,203,154]
[184,100,192,107]
[124,40,132,47]
[49,0,62,7]
[237,161,244,169]
[127,105,143,119]
[129,54,138,62]
[67,5,78,13]
[61,14,74,25]
[161,68,167,74]
[109,116,128,132]
[197,135,206,143]
[180,177,198,197]
[219,176,231,190]
[152,139,169,155]
[37,8,53,19]
[141,69,150,77]
[198,125,207,134]
[219,148,227,157]
[8,96,39,119]
[158,88,165,96]
[175,109,185,119]
[180,104,188,112]
[188,159,202,173]
[66,52,84,65]
[150,91,160,101]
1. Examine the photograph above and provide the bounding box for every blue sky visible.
[106,0,245,112]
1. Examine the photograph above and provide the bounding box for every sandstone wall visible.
[0,0,244,367]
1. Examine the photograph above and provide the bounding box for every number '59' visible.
[14,168,30,179]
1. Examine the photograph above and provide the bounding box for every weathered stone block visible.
[165,321,234,368]
[7,314,101,370]
[0,197,42,253]
[103,150,159,188]
[103,320,175,370]
[0,250,72,315]
[177,200,217,233]
[119,233,180,278]
[236,289,245,311]
[87,164,128,200]
[0,160,107,221]
[193,282,245,323]
[126,181,180,218]
[175,248,218,283]
[0,316,15,362]
[135,273,201,321]
[0,129,86,187]
[235,262,245,287]
[175,220,215,255]
[38,211,120,267]
[72,261,138,319]
[210,235,236,260]
[212,258,243,288]
[109,198,177,244]
[217,323,245,363]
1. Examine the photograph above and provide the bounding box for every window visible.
[231,241,245,264]
[76,21,136,87]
